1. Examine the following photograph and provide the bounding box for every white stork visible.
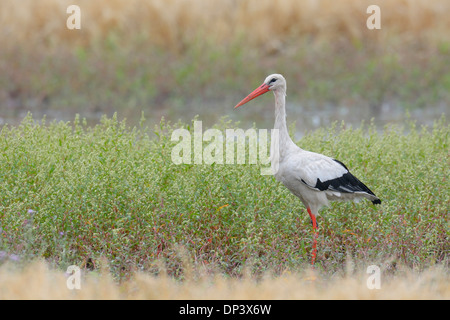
[234,74,381,265]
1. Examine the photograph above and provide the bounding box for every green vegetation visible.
[0,114,448,279]
[3,36,449,128]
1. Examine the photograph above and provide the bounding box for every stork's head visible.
[234,74,286,109]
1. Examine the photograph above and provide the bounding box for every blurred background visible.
[1,0,449,132]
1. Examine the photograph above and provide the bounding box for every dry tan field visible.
[1,260,448,299]
[2,0,449,50]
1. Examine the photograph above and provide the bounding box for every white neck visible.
[273,89,298,157]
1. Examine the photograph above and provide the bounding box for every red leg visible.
[307,207,318,266]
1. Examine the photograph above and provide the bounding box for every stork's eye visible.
[269,78,277,84]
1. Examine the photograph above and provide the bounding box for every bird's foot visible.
[310,218,319,228]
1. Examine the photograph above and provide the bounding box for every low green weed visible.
[0,114,448,278]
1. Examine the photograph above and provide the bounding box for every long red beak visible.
[234,83,270,109]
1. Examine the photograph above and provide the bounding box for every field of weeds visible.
[0,114,448,299]
[0,0,449,300]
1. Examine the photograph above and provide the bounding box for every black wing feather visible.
[303,159,381,204]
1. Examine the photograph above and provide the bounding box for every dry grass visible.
[1,0,449,126]
[0,260,448,299]
[2,0,449,51]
